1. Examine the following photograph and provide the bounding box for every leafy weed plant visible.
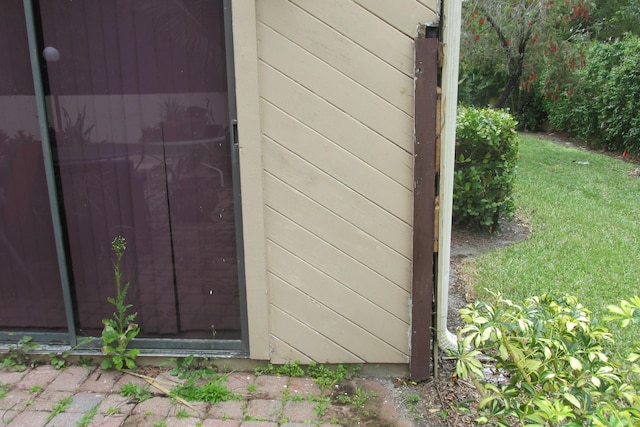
[454,292,640,426]
[0,382,9,399]
[120,381,152,402]
[76,405,99,427]
[175,408,191,419]
[46,395,73,423]
[101,236,140,370]
[255,360,360,391]
[163,355,217,380]
[0,336,38,371]
[171,374,239,404]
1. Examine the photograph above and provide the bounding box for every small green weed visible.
[163,355,217,380]
[48,352,67,370]
[49,337,93,370]
[100,236,140,370]
[0,382,10,399]
[254,360,360,391]
[405,393,422,417]
[254,360,305,377]
[78,356,94,366]
[29,385,43,394]
[175,408,191,419]
[171,375,239,403]
[153,420,166,427]
[106,406,120,416]
[336,386,374,410]
[246,382,256,393]
[307,362,359,390]
[1,336,38,371]
[76,405,98,427]
[313,396,331,418]
[120,382,152,402]
[46,395,73,423]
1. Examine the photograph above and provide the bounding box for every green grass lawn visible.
[464,133,640,349]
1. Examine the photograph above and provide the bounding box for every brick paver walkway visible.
[0,365,412,427]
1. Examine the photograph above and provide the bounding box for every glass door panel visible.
[0,1,67,330]
[37,0,240,338]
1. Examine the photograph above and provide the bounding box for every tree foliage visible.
[545,35,640,155]
[460,0,592,109]
[589,0,640,40]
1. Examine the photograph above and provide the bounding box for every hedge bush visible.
[546,35,640,155]
[453,107,519,231]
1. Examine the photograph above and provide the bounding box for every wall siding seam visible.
[263,170,411,263]
[263,199,411,290]
[259,98,412,190]
[416,0,440,16]
[268,283,408,360]
[261,124,412,225]
[261,98,413,198]
[263,208,411,294]
[270,305,366,363]
[344,0,416,40]
[266,238,411,328]
[269,334,313,363]
[257,0,413,115]
[256,21,412,119]
[290,0,413,78]
[257,60,414,156]
[265,237,410,327]
[260,126,412,222]
[353,0,438,37]
[261,141,413,253]
[287,0,414,78]
[257,63,415,163]
[256,24,413,146]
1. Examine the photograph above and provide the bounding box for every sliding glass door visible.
[0,0,244,347]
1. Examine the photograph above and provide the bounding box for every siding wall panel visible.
[258,24,413,147]
[257,0,413,115]
[261,103,412,223]
[354,0,438,37]
[270,275,407,362]
[259,64,413,186]
[257,0,439,363]
[265,209,411,309]
[268,243,409,353]
[290,0,415,76]
[262,138,412,258]
[264,174,410,286]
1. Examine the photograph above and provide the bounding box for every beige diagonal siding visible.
[257,0,439,363]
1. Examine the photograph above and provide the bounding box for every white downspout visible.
[437,0,463,351]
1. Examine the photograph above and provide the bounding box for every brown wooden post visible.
[411,36,439,381]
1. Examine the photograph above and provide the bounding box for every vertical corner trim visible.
[410,37,439,381]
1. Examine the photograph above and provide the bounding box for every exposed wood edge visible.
[410,37,439,381]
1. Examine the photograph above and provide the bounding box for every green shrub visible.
[454,292,640,426]
[453,107,519,231]
[546,35,640,155]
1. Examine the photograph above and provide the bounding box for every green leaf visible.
[568,356,583,371]
[563,392,581,409]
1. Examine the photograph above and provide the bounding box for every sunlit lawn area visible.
[464,133,640,349]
